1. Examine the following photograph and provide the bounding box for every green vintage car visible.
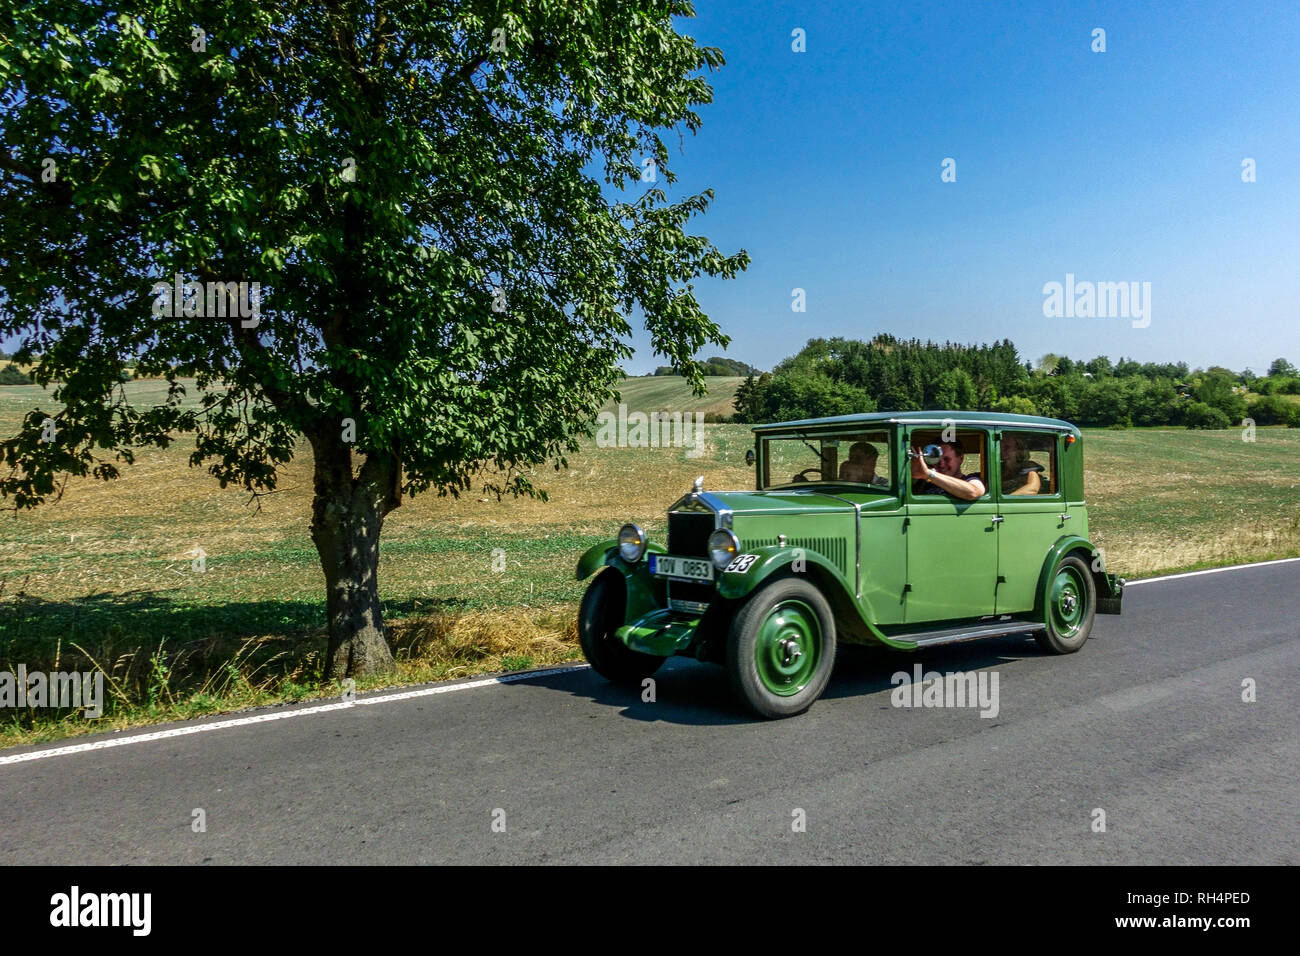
[576,411,1124,718]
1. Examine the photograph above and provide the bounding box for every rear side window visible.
[1000,431,1057,496]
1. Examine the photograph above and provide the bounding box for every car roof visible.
[751,410,1081,437]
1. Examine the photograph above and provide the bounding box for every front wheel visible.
[1035,555,1096,653]
[579,569,666,684]
[727,576,837,719]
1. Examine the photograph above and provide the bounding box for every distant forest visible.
[729,334,1299,429]
[653,355,763,377]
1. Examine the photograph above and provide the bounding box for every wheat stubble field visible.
[1,376,1298,745]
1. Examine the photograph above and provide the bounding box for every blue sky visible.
[622,0,1300,374]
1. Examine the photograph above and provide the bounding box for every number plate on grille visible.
[649,555,715,582]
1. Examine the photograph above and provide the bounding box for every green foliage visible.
[0,1,749,510]
[654,355,760,376]
[1246,394,1298,426]
[1268,357,1297,378]
[1256,376,1300,395]
[991,395,1039,416]
[731,335,1279,429]
[1184,402,1232,429]
[1192,370,1247,423]
[731,371,770,423]
[0,364,33,386]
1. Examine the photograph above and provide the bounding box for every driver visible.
[910,440,985,501]
[839,442,888,486]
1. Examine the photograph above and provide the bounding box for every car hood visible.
[678,489,896,516]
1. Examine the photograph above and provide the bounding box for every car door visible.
[903,426,999,624]
[994,429,1069,614]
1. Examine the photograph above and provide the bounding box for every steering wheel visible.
[791,467,822,483]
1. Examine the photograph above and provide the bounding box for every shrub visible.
[0,363,33,386]
[1247,394,1297,426]
[1184,402,1231,429]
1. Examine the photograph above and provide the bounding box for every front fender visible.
[715,545,886,644]
[1035,535,1123,617]
[575,539,667,581]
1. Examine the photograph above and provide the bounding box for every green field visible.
[602,374,743,417]
[2,375,1299,746]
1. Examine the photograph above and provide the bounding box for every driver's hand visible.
[909,451,928,480]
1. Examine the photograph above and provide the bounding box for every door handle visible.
[990,516,1004,524]
[1059,513,1072,521]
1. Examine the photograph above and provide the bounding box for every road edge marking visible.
[1124,555,1300,587]
[0,664,591,767]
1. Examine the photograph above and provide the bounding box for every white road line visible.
[1125,555,1300,586]
[5,556,1297,768]
[0,664,591,767]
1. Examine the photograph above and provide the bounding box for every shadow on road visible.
[515,633,1047,725]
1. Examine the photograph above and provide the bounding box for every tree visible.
[1193,369,1246,423]
[1,1,748,677]
[1268,358,1297,378]
[1247,394,1297,426]
[931,367,976,410]
[732,372,770,423]
[1184,402,1231,429]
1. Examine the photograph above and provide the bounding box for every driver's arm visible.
[925,470,985,501]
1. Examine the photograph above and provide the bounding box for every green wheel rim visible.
[754,599,821,696]
[1050,564,1087,637]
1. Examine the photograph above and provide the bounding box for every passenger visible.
[910,440,985,500]
[1000,433,1044,495]
[839,442,889,486]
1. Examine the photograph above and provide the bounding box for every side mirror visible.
[910,444,943,467]
[745,449,755,466]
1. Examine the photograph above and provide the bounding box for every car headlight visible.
[618,524,647,563]
[708,528,740,569]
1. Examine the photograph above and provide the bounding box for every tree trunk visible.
[309,432,399,679]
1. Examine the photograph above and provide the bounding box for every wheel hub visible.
[778,637,803,665]
[754,599,821,697]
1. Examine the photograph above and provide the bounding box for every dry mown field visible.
[2,377,1299,745]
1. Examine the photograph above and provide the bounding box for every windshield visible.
[761,430,893,491]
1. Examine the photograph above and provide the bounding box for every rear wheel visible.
[1035,555,1096,653]
[727,576,837,719]
[579,569,666,684]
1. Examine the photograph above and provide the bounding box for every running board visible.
[883,619,1045,649]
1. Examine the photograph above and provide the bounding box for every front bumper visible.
[1097,573,1124,614]
[616,608,704,656]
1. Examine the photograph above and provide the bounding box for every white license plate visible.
[649,554,715,582]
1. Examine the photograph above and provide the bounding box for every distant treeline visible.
[0,345,33,385]
[653,355,763,377]
[730,334,1300,429]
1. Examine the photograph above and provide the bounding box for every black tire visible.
[727,576,837,719]
[1034,554,1096,654]
[579,569,667,684]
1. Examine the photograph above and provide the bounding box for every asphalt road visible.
[1,561,1296,865]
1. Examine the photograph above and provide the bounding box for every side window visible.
[908,429,988,498]
[834,432,891,488]
[1000,431,1056,496]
